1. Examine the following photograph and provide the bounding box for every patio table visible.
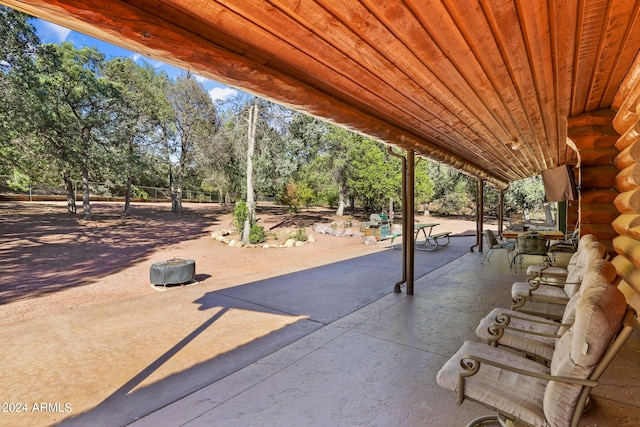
[414,223,440,251]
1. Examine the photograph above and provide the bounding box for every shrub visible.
[292,227,307,242]
[276,180,300,213]
[6,170,30,192]
[232,202,248,232]
[131,185,149,200]
[249,224,266,244]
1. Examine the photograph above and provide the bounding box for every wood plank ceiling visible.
[3,0,640,188]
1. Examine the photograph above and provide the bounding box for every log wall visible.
[612,76,640,316]
[567,110,620,256]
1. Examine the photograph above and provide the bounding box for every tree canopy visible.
[1,8,545,219]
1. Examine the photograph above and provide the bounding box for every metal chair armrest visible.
[456,354,598,404]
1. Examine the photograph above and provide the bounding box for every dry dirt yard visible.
[0,201,481,325]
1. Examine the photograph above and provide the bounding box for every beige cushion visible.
[563,241,605,297]
[436,341,550,427]
[513,241,606,305]
[512,281,570,302]
[558,259,618,336]
[527,265,568,280]
[543,284,627,426]
[475,308,558,361]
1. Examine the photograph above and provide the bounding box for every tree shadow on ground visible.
[0,202,225,305]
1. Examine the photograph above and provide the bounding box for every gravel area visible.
[0,201,483,325]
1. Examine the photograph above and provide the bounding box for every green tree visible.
[168,72,217,213]
[320,125,354,215]
[505,176,545,215]
[414,159,435,213]
[347,136,401,212]
[103,58,173,215]
[17,42,121,218]
[0,6,40,177]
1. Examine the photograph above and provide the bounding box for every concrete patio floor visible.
[2,235,639,426]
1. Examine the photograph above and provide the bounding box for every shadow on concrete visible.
[59,236,475,426]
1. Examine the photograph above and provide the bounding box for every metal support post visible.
[406,149,415,295]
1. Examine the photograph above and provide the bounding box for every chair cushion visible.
[475,308,558,361]
[527,264,568,280]
[512,281,569,302]
[569,282,626,367]
[558,259,618,335]
[563,241,605,297]
[436,341,550,427]
[543,284,627,426]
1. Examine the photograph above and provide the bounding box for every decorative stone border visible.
[211,228,315,248]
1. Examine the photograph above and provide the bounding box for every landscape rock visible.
[363,236,377,245]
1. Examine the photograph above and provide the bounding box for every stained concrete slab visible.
[3,235,638,427]
[132,242,640,427]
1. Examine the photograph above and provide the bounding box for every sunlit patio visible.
[3,233,636,427]
[128,249,640,427]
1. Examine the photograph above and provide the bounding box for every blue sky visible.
[32,18,240,103]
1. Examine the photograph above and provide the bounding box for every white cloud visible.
[209,87,238,102]
[194,74,207,83]
[129,53,165,69]
[43,22,71,42]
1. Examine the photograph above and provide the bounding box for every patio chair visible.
[509,212,525,230]
[513,232,551,272]
[510,239,605,318]
[437,281,633,427]
[526,234,598,285]
[548,228,579,263]
[481,230,516,265]
[475,259,618,364]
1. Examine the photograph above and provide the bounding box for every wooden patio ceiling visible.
[3,0,640,188]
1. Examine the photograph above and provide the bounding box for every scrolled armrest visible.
[456,354,598,404]
[486,323,566,347]
[492,312,568,328]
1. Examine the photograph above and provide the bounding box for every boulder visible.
[363,236,377,245]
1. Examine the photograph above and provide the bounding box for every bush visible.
[131,185,149,200]
[292,228,307,242]
[6,170,30,192]
[232,202,248,232]
[276,180,300,213]
[249,224,266,244]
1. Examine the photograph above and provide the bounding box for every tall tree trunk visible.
[81,165,91,220]
[218,188,224,207]
[173,168,183,213]
[123,139,134,216]
[242,100,258,243]
[123,176,133,216]
[62,169,76,214]
[336,182,346,216]
[544,203,554,226]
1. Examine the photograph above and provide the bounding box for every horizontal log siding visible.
[612,73,640,317]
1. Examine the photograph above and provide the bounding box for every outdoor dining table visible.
[501,230,565,240]
[501,230,564,270]
[414,223,440,251]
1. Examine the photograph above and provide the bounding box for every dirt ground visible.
[0,201,484,325]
